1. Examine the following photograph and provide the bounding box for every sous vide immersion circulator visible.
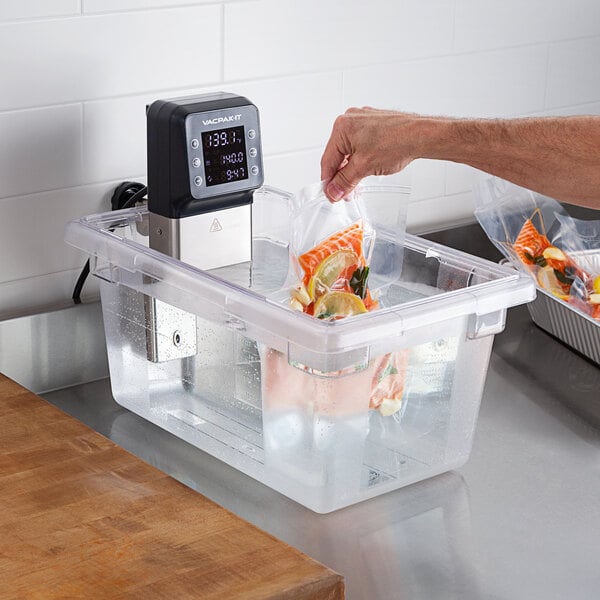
[147,92,264,270]
[145,92,264,362]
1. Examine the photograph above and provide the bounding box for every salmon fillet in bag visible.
[475,176,600,320]
[262,182,408,417]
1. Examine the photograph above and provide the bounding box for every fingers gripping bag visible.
[263,181,410,418]
[474,176,600,323]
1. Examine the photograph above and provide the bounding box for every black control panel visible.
[147,92,264,219]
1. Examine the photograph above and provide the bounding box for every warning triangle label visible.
[209,218,222,233]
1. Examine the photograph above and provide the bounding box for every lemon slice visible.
[314,291,367,320]
[289,297,304,312]
[593,275,600,295]
[537,266,569,300]
[290,283,311,306]
[307,250,359,300]
[378,398,403,417]
[542,246,567,262]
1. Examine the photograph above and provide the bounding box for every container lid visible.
[65,188,535,355]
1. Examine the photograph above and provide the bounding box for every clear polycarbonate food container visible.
[65,186,534,513]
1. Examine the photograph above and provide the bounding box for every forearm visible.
[418,116,600,209]
[321,108,600,207]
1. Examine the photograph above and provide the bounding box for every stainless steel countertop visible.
[43,305,600,600]
[42,223,600,600]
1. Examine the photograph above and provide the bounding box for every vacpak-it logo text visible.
[202,114,242,125]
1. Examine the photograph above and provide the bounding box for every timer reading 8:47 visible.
[226,167,246,181]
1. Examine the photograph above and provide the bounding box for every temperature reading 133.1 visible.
[201,125,249,186]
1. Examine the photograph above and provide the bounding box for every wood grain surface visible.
[0,374,344,599]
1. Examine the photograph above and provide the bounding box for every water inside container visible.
[98,208,488,510]
[194,238,463,491]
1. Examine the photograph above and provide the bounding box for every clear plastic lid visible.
[65,186,535,357]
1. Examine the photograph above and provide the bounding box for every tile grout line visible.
[2,34,599,115]
[80,0,253,18]
[0,1,247,25]
[220,3,226,82]
[542,43,551,110]
[451,0,457,53]
[79,102,86,187]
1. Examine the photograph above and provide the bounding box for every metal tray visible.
[526,250,600,366]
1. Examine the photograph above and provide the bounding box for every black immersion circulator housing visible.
[147,93,263,219]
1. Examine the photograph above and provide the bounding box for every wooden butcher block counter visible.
[0,374,344,599]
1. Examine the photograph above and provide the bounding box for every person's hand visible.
[320,107,421,202]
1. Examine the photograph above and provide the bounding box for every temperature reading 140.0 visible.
[201,125,249,187]
[221,152,245,166]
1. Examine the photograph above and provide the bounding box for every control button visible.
[192,157,201,168]
[251,166,259,176]
[249,147,257,158]
[248,129,256,140]
[191,139,199,149]
[194,176,203,186]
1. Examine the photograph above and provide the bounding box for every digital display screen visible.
[201,126,249,187]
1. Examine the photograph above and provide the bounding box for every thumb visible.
[325,161,364,203]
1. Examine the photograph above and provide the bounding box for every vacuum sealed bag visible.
[267,181,411,416]
[286,182,379,318]
[475,177,600,321]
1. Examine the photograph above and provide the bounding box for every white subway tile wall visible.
[0,105,83,198]
[0,6,222,111]
[0,0,599,317]
[546,38,600,108]
[83,0,231,15]
[264,149,323,192]
[342,47,549,117]
[454,0,600,52]
[0,184,114,284]
[224,0,455,80]
[0,1,80,22]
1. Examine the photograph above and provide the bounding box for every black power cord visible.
[110,180,147,212]
[72,181,147,304]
